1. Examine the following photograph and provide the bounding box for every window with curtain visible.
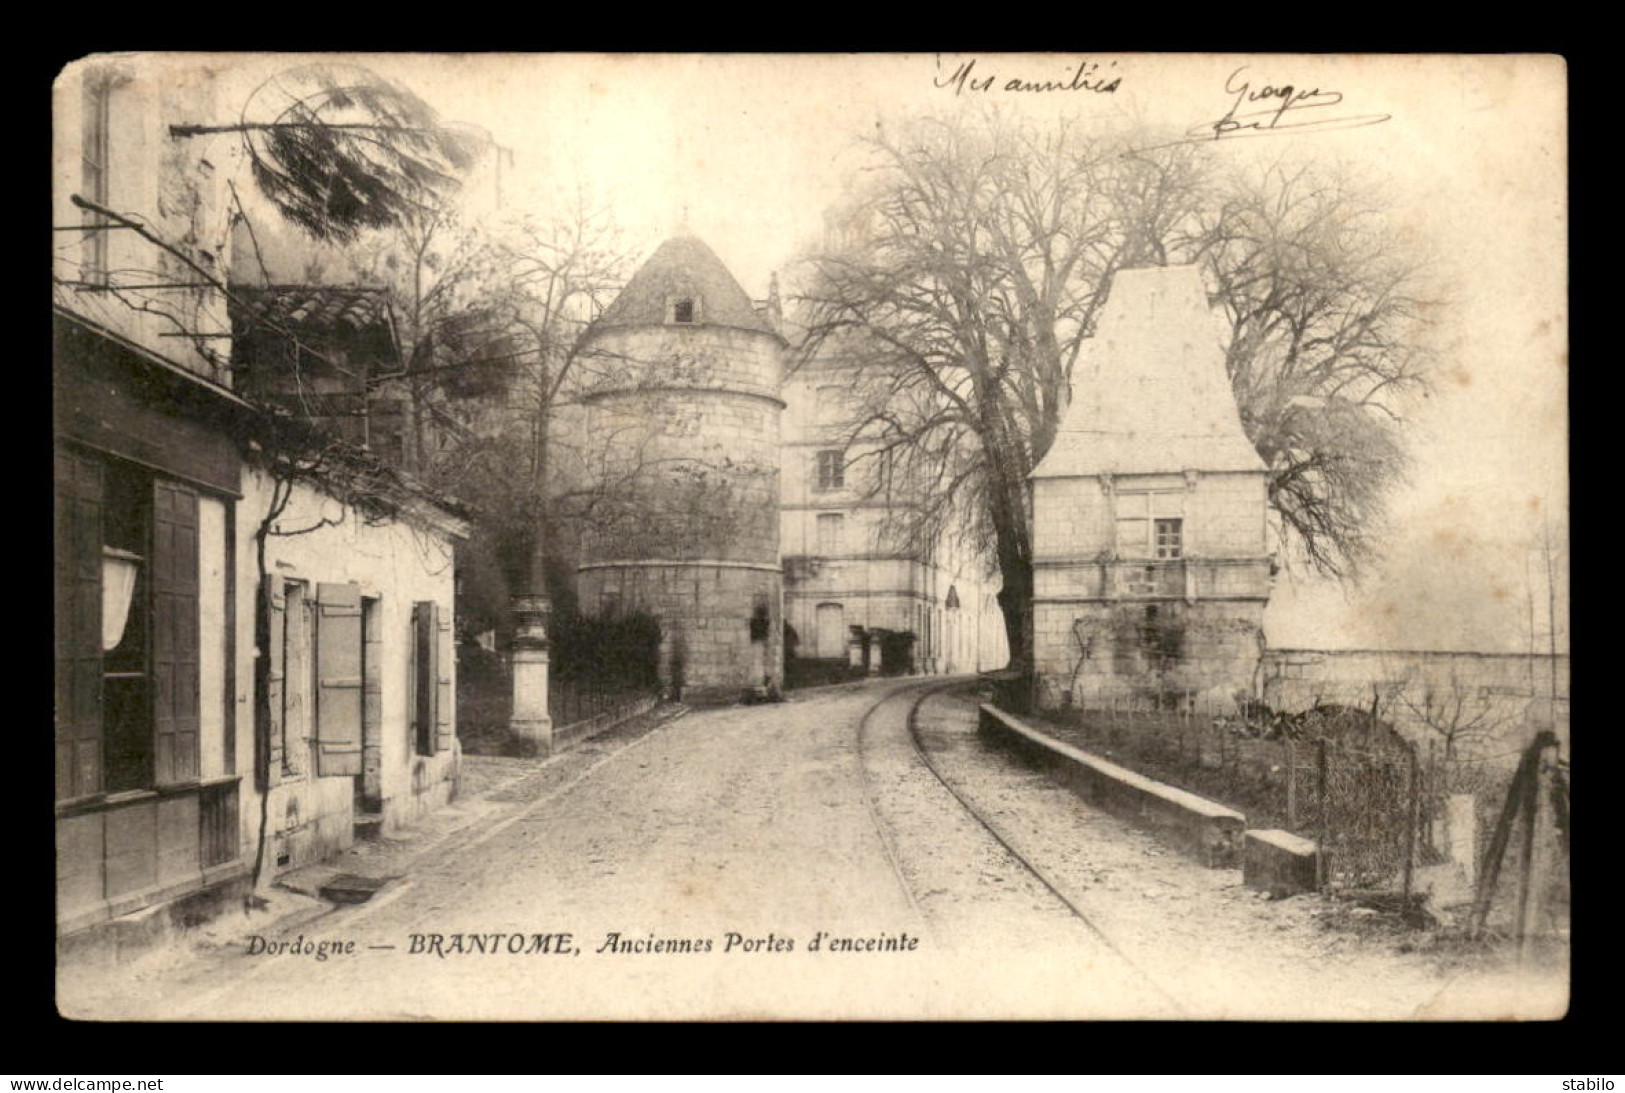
[55,450,201,798]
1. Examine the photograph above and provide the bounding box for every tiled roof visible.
[1032,265,1265,479]
[592,233,779,337]
[232,284,394,337]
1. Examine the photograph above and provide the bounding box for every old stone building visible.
[1029,265,1273,711]
[780,354,1007,677]
[53,55,466,947]
[567,233,786,703]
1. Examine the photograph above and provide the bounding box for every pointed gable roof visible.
[593,233,779,338]
[1032,264,1265,479]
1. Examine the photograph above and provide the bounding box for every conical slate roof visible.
[1032,264,1265,479]
[592,233,779,337]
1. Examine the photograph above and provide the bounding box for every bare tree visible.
[410,199,633,642]
[796,111,1437,672]
[1189,158,1431,577]
[1394,679,1517,761]
[336,207,514,473]
[796,112,1129,671]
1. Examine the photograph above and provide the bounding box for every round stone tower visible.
[573,233,785,703]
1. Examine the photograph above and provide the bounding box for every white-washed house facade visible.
[53,54,465,945]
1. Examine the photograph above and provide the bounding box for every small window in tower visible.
[672,298,695,324]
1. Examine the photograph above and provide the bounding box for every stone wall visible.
[240,467,463,870]
[578,389,782,565]
[573,324,782,566]
[53,57,240,387]
[1260,647,1571,754]
[1034,598,1268,711]
[578,561,783,703]
[581,323,782,403]
[1031,469,1271,711]
[572,321,784,700]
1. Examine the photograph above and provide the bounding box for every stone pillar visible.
[509,594,553,757]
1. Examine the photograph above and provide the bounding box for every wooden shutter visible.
[55,448,103,799]
[152,479,200,785]
[435,603,454,754]
[361,597,383,804]
[315,582,363,776]
[412,601,436,754]
[260,573,285,789]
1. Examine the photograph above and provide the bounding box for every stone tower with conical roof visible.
[1028,265,1273,711]
[571,233,785,702]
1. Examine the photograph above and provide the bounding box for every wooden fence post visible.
[1468,732,1554,940]
[1317,739,1330,886]
[1516,736,1555,962]
[1403,744,1421,899]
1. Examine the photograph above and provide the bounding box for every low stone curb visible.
[979,702,1246,868]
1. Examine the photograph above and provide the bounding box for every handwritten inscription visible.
[934,55,1122,96]
[1192,66,1390,142]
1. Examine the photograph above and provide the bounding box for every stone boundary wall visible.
[1260,648,1570,752]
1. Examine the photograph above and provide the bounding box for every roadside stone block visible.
[1243,828,1320,896]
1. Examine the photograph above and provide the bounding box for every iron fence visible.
[456,646,659,756]
[548,675,656,730]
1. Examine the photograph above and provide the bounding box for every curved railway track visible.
[854,676,1186,1015]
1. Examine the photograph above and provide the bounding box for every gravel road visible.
[57,678,1565,1021]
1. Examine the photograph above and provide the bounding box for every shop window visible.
[102,461,150,792]
[55,449,200,800]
